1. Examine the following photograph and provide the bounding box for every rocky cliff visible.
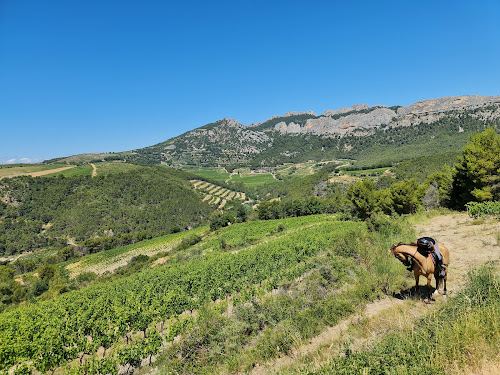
[274,95,500,135]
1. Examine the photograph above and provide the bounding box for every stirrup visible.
[438,265,446,277]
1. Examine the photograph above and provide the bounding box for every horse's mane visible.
[396,242,416,247]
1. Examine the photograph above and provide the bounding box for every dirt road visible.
[90,163,97,177]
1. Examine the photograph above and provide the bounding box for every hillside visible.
[0,214,411,374]
[46,95,500,168]
[251,213,500,374]
[1,103,499,375]
[1,212,498,374]
[0,164,216,257]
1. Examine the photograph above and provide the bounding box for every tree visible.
[451,127,500,208]
[346,180,380,218]
[256,200,280,220]
[422,167,453,210]
[388,179,421,214]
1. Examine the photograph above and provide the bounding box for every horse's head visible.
[390,243,411,266]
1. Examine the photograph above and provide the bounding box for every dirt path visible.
[250,214,500,375]
[90,163,97,177]
[415,213,500,289]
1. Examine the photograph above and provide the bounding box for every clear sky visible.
[1,0,499,164]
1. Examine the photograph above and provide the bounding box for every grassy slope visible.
[0,214,415,374]
[307,265,500,375]
[2,212,499,374]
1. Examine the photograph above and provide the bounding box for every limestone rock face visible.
[397,95,500,116]
[303,107,396,135]
[322,104,370,117]
[275,96,500,135]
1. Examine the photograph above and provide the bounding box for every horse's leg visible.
[443,271,447,295]
[435,273,442,294]
[426,276,432,302]
[414,272,420,297]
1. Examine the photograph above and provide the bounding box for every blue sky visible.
[1,0,499,164]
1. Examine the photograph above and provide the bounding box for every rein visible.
[394,243,429,273]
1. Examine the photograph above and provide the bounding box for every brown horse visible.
[390,243,450,301]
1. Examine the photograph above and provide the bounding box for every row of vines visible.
[0,220,365,373]
[466,201,500,218]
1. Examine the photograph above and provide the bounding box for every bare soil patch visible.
[28,166,75,177]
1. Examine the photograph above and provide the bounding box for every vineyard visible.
[0,215,405,374]
[191,180,246,209]
[466,201,500,218]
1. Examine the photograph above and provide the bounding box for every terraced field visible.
[191,180,246,209]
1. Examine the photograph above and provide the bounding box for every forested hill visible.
[46,95,500,168]
[0,166,213,256]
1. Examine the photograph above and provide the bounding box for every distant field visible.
[0,164,73,178]
[230,173,276,186]
[51,164,93,177]
[182,160,347,187]
[51,162,145,177]
[342,166,391,177]
[179,166,230,181]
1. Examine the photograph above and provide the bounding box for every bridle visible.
[392,243,418,267]
[392,243,429,273]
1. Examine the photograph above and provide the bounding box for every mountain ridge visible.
[45,95,500,166]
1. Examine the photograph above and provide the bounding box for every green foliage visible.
[209,213,235,231]
[347,180,380,218]
[466,201,500,218]
[388,178,421,215]
[0,166,213,256]
[392,152,459,182]
[421,167,453,210]
[347,179,423,218]
[257,197,335,220]
[451,127,500,208]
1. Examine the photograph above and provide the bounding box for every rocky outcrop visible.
[274,95,500,136]
[321,104,370,117]
[283,107,397,135]
[397,95,500,116]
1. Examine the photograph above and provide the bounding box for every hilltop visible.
[46,95,500,167]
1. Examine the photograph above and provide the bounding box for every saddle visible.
[417,247,439,265]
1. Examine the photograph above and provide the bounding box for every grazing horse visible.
[390,243,450,301]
